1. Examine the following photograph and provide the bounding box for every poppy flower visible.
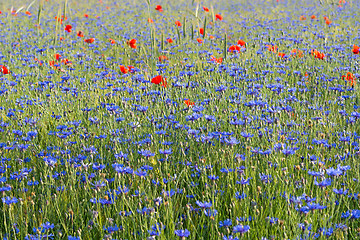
[55,53,61,61]
[237,40,246,47]
[342,72,355,86]
[299,16,306,21]
[77,31,84,37]
[215,14,223,21]
[228,45,241,53]
[158,55,168,62]
[266,45,278,53]
[197,38,203,44]
[311,49,325,60]
[175,21,182,27]
[84,14,89,18]
[25,11,31,16]
[61,58,71,65]
[127,39,137,49]
[311,15,317,20]
[184,100,195,107]
[203,6,209,12]
[151,75,167,87]
[209,35,215,39]
[352,45,359,54]
[109,38,116,44]
[119,65,128,74]
[199,28,204,36]
[325,19,332,25]
[0,65,9,74]
[166,38,173,43]
[210,56,223,64]
[155,5,163,12]
[84,38,95,43]
[291,49,304,58]
[148,18,154,23]
[278,52,286,58]
[65,25,72,33]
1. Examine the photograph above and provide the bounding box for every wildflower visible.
[199,28,204,35]
[77,31,84,37]
[184,99,194,107]
[84,38,95,43]
[151,75,167,87]
[166,38,173,43]
[174,229,190,238]
[0,65,10,74]
[352,44,359,54]
[158,55,168,62]
[237,39,246,47]
[215,14,223,21]
[109,38,116,44]
[25,11,31,16]
[64,24,72,32]
[299,16,306,21]
[228,45,241,53]
[127,39,137,49]
[203,6,209,12]
[342,72,356,86]
[148,18,154,23]
[233,224,250,234]
[175,20,182,26]
[155,5,163,12]
[311,15,317,19]
[197,38,203,44]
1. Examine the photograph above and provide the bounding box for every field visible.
[0,0,360,239]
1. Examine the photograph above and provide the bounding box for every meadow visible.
[0,0,360,239]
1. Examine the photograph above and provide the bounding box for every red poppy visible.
[278,52,286,58]
[210,56,223,64]
[203,6,209,12]
[155,5,163,12]
[199,28,204,36]
[228,45,241,53]
[151,75,167,87]
[119,65,128,74]
[353,45,359,54]
[127,39,137,49]
[311,49,325,60]
[266,45,278,53]
[291,49,304,58]
[77,31,84,37]
[325,19,332,25]
[175,21,182,27]
[61,58,71,65]
[25,11,31,16]
[148,18,154,23]
[55,53,61,61]
[65,25,72,33]
[0,65,9,74]
[184,99,195,107]
[215,14,223,21]
[237,40,246,47]
[342,72,355,86]
[84,14,89,18]
[84,38,95,43]
[166,38,173,43]
[311,15,317,20]
[159,55,168,62]
[299,16,306,21]
[197,38,203,44]
[109,38,116,44]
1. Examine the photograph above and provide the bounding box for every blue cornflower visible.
[233,224,250,234]
[174,229,190,238]
[219,219,232,228]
